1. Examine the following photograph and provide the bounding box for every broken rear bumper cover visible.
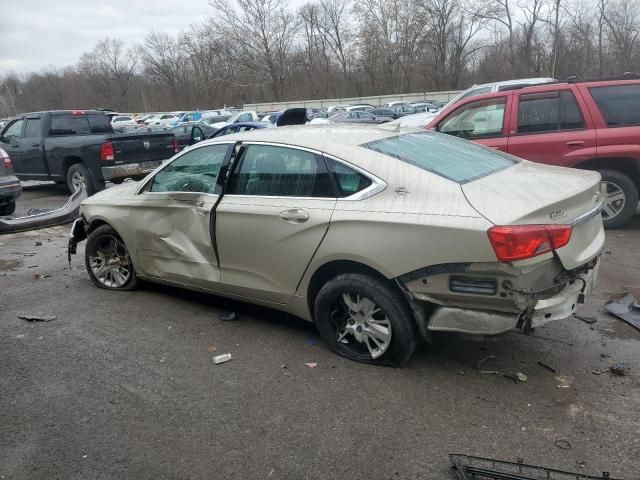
[101,160,165,181]
[399,257,600,336]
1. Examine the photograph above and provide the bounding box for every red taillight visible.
[172,136,179,154]
[101,141,115,161]
[487,224,572,262]
[1,151,11,168]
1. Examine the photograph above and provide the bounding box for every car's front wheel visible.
[0,198,16,216]
[85,224,138,290]
[314,273,417,366]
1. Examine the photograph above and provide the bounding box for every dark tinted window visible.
[363,132,517,184]
[325,158,372,197]
[589,84,640,127]
[227,145,334,197]
[518,90,584,133]
[151,144,228,193]
[24,118,42,138]
[50,114,91,135]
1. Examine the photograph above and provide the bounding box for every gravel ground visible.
[1,184,639,479]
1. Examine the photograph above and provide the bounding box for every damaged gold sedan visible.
[68,125,604,365]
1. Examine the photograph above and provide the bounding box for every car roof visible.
[202,124,402,155]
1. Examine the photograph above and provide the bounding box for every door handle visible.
[279,209,309,223]
[566,141,584,147]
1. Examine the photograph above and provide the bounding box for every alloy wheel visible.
[601,181,626,221]
[330,293,392,359]
[88,235,132,288]
[71,170,86,192]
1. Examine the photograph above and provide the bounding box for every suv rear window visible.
[517,90,584,133]
[589,84,640,127]
[362,132,517,184]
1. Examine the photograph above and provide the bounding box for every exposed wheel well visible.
[575,158,640,186]
[306,260,398,319]
[63,156,84,177]
[87,219,109,235]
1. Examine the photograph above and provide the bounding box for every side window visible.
[88,115,112,133]
[24,118,42,138]
[518,90,585,134]
[358,112,375,120]
[50,115,91,135]
[150,144,228,193]
[2,119,24,140]
[589,84,640,127]
[325,157,372,197]
[439,98,506,139]
[227,145,334,197]
[237,113,252,122]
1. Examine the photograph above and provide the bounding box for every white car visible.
[209,111,260,129]
[110,115,139,129]
[144,113,180,126]
[344,105,374,112]
[388,111,438,128]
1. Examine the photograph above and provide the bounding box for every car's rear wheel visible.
[598,169,638,229]
[67,163,96,195]
[314,273,417,366]
[0,198,16,216]
[85,224,138,290]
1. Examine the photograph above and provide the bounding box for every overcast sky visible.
[0,0,211,74]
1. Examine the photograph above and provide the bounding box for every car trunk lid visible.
[462,161,604,270]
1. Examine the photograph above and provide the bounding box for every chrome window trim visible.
[136,141,236,195]
[570,201,604,226]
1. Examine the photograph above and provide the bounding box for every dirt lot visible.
[1,184,639,479]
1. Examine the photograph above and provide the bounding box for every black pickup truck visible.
[0,110,177,195]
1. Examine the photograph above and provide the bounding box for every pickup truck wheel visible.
[314,273,417,366]
[0,198,16,216]
[67,163,95,195]
[598,170,639,229]
[85,224,138,291]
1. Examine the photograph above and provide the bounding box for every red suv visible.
[427,77,640,228]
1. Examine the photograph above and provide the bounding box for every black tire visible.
[109,178,125,184]
[66,163,95,195]
[598,169,639,229]
[85,224,138,291]
[314,273,417,366]
[0,198,16,216]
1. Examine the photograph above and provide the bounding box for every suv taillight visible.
[487,224,572,262]
[101,142,115,162]
[0,148,11,168]
[172,136,179,154]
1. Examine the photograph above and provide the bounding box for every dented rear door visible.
[132,143,233,288]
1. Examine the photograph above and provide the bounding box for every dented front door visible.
[132,143,232,288]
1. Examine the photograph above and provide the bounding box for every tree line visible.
[1,0,639,117]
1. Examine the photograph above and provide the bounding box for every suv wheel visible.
[85,224,138,290]
[598,169,639,229]
[0,198,16,216]
[314,273,417,366]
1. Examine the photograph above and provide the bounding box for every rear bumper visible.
[420,258,600,335]
[0,176,22,200]
[102,160,165,181]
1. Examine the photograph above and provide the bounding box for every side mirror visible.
[190,126,204,145]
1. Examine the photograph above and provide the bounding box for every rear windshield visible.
[589,84,640,127]
[362,132,518,184]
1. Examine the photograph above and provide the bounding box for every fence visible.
[243,90,463,112]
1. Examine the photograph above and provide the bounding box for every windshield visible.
[362,132,518,184]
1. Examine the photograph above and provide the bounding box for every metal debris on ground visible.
[476,354,500,374]
[213,353,232,364]
[609,363,629,376]
[449,454,621,480]
[503,372,528,383]
[17,313,57,322]
[305,362,318,368]
[604,293,640,331]
[574,314,598,324]
[207,346,217,352]
[33,273,50,279]
[219,311,238,322]
[537,361,557,373]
